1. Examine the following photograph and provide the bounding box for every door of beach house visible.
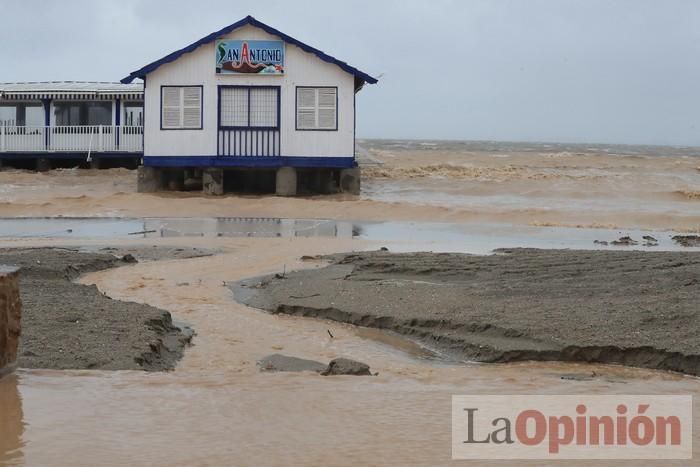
[217,85,281,157]
[124,104,143,127]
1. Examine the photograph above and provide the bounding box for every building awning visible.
[0,82,144,101]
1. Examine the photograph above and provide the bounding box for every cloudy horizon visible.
[1,0,698,146]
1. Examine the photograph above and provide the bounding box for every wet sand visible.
[239,249,700,375]
[0,247,209,371]
[2,236,700,466]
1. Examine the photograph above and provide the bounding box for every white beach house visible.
[0,81,144,169]
[121,15,378,195]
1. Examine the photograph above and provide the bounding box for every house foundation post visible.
[137,166,161,193]
[202,168,224,196]
[339,167,361,195]
[275,166,297,196]
[36,158,51,172]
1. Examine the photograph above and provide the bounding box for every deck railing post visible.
[99,125,104,152]
[0,126,5,152]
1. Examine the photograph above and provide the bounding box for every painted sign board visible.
[216,40,284,75]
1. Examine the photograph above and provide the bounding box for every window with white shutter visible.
[219,86,279,129]
[295,87,337,131]
[161,86,202,129]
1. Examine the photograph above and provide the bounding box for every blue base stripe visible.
[143,155,356,169]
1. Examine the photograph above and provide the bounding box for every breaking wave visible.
[674,190,700,200]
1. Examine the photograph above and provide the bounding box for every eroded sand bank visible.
[0,247,208,371]
[239,249,700,375]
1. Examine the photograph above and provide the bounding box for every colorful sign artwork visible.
[216,40,284,75]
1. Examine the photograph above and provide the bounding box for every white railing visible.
[0,125,143,153]
[118,126,144,153]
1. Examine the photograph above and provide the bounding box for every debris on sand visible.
[639,235,659,247]
[593,240,608,246]
[121,253,138,263]
[672,235,700,247]
[610,236,638,246]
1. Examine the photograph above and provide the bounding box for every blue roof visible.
[121,15,378,88]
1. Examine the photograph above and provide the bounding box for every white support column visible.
[98,125,104,152]
[0,126,5,152]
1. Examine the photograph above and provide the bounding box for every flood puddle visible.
[0,217,355,240]
[0,217,697,254]
[356,221,700,253]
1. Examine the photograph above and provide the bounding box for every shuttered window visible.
[296,87,337,130]
[161,86,202,129]
[219,86,279,129]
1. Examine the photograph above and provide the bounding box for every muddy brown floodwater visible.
[0,140,699,465]
[0,235,698,466]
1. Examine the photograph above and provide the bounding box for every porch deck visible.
[0,125,143,155]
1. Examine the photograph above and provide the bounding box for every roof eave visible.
[121,16,378,86]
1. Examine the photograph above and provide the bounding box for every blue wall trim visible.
[121,16,378,88]
[143,155,355,169]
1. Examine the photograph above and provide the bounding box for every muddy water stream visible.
[1,227,699,465]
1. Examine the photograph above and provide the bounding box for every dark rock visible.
[258,354,326,373]
[611,236,638,246]
[321,358,372,376]
[593,240,608,246]
[121,254,137,263]
[300,255,321,261]
[642,235,658,242]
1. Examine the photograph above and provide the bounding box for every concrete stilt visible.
[275,167,297,196]
[36,158,51,172]
[167,172,185,191]
[136,166,161,193]
[202,168,224,196]
[339,167,361,195]
[320,170,339,194]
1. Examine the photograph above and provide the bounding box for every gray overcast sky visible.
[1,0,699,145]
